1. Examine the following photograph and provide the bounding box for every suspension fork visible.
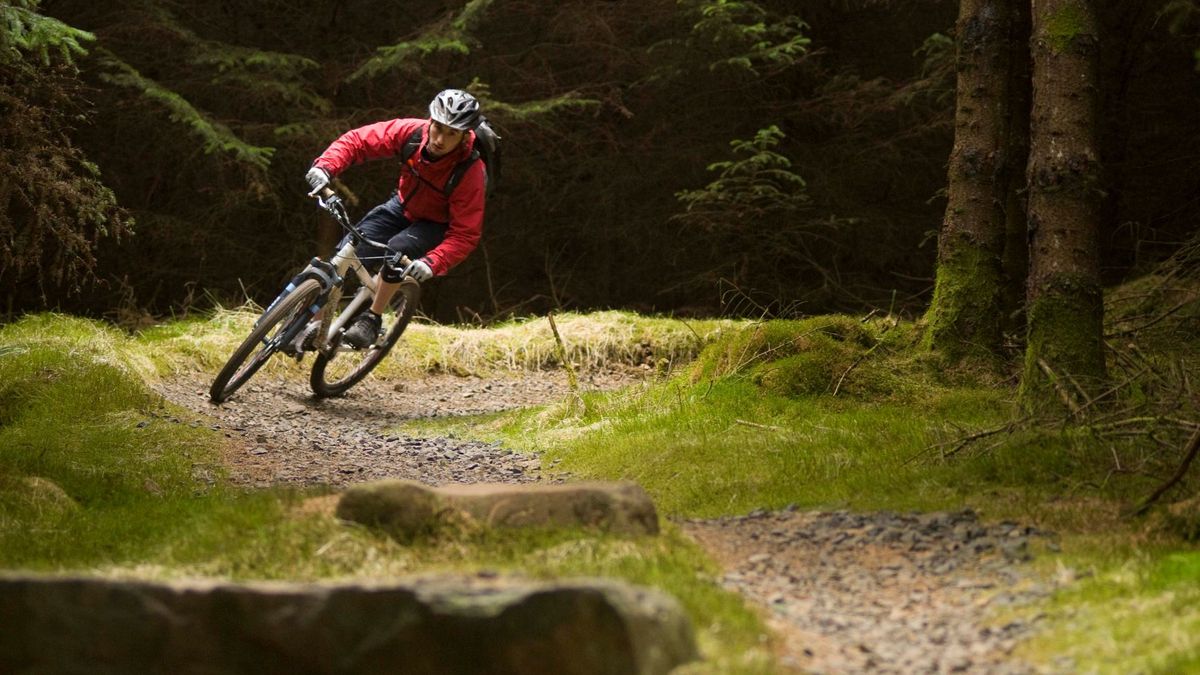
[257,256,340,336]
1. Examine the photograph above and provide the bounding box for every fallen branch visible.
[1131,426,1200,517]
[1038,358,1082,418]
[1090,416,1199,434]
[908,419,1025,465]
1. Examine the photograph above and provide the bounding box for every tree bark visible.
[1000,0,1032,334]
[923,0,1023,362]
[1020,0,1106,411]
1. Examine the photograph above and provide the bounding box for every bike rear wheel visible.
[209,279,323,403]
[309,278,420,398]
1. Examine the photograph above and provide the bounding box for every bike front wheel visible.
[209,278,323,403]
[309,278,420,398]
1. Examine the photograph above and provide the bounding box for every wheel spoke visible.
[209,278,323,403]
[310,279,420,397]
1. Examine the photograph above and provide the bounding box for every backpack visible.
[400,117,502,197]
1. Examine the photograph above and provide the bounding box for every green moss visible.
[684,316,965,403]
[921,242,1005,364]
[750,350,853,396]
[748,345,908,399]
[1020,284,1106,413]
[690,315,875,383]
[1043,4,1093,53]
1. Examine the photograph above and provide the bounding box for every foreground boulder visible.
[0,573,697,675]
[337,480,659,540]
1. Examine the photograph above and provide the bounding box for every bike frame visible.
[304,190,410,356]
[313,241,378,353]
[209,187,418,403]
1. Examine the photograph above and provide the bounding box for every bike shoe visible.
[342,311,382,349]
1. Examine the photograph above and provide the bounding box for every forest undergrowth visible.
[397,273,1200,673]
[1,267,1198,672]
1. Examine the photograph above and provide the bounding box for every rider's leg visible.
[379,218,449,286]
[369,279,401,314]
[369,217,447,312]
[348,194,410,273]
[344,217,446,348]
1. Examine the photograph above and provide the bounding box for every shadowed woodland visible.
[2,0,1200,422]
[7,2,1200,671]
[5,0,1196,326]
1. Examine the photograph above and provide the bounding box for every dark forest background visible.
[3,0,1199,324]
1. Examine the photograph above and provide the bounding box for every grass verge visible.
[4,298,1199,673]
[395,310,1200,672]
[0,312,771,674]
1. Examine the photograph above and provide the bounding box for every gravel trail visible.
[154,370,1054,674]
[684,510,1055,674]
[153,371,608,487]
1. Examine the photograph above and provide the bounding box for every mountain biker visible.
[303,89,487,349]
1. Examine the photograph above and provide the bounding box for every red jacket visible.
[312,118,485,276]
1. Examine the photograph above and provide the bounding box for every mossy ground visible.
[2,285,1199,673]
[0,311,773,675]
[397,292,1200,673]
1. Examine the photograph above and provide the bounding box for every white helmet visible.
[428,89,481,131]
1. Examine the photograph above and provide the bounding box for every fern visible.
[684,0,810,74]
[208,70,332,114]
[0,57,129,295]
[191,45,320,76]
[100,3,330,117]
[463,78,600,121]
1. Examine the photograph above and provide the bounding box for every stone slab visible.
[0,573,697,675]
[336,480,660,540]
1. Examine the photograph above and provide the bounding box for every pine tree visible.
[922,0,1026,363]
[0,1,128,306]
[1019,0,1107,412]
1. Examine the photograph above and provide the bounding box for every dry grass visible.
[139,308,743,380]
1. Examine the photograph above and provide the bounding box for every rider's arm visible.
[311,118,421,176]
[421,161,486,276]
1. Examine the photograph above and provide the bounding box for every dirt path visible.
[155,371,1053,674]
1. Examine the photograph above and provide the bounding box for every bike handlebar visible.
[313,188,386,250]
[313,187,412,271]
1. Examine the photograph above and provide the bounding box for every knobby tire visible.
[309,279,420,398]
[209,278,323,403]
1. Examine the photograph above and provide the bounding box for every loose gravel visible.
[685,510,1058,674]
[154,370,1058,674]
[152,370,619,487]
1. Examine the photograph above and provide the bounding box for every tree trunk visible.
[1000,0,1032,335]
[923,0,1022,362]
[1020,0,1106,411]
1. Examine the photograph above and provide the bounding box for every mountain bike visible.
[209,188,422,403]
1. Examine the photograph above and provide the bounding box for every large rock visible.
[0,573,697,675]
[337,480,659,540]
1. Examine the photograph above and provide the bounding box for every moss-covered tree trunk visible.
[923,0,1023,362]
[1020,0,1106,411]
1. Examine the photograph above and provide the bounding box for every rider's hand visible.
[305,166,330,196]
[404,258,434,282]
